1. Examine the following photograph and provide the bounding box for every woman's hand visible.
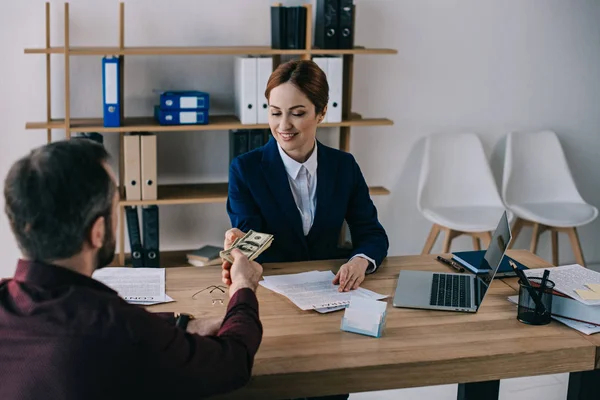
[332,257,370,292]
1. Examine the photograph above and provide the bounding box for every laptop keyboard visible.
[429,273,471,308]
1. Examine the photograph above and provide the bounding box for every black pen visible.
[436,256,465,273]
[509,260,546,315]
[539,269,550,297]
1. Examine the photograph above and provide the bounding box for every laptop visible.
[392,211,512,313]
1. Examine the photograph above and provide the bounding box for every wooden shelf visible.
[120,183,229,206]
[120,183,390,206]
[25,113,394,133]
[25,46,398,56]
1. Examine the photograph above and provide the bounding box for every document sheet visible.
[260,270,387,311]
[524,264,600,306]
[92,267,173,305]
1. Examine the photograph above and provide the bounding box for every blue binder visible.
[154,106,209,125]
[102,56,120,127]
[451,250,529,277]
[159,91,209,110]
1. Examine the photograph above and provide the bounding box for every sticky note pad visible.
[575,289,600,300]
[340,296,387,338]
[585,284,600,293]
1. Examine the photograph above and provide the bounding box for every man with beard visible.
[0,139,263,400]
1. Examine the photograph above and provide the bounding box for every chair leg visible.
[530,223,542,254]
[422,224,441,255]
[567,227,586,267]
[480,232,492,248]
[508,218,526,249]
[442,228,459,253]
[472,236,481,250]
[551,230,559,266]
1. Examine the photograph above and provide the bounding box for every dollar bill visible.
[220,230,274,263]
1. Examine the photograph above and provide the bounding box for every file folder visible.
[140,133,157,201]
[123,134,141,201]
[154,106,208,125]
[125,206,144,267]
[159,91,209,110]
[327,56,343,123]
[234,56,258,124]
[102,56,121,127]
[256,57,272,124]
[142,205,160,268]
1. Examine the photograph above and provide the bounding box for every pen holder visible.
[517,277,555,325]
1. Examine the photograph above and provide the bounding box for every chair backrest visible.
[502,130,585,206]
[417,133,504,211]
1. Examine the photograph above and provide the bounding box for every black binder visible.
[142,205,160,268]
[229,129,249,163]
[270,6,287,49]
[338,0,354,49]
[125,206,144,267]
[315,0,339,49]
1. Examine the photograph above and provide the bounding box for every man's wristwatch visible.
[174,312,195,330]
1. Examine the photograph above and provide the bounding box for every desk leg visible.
[457,380,499,400]
[567,371,600,400]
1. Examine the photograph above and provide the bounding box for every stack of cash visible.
[219,230,274,263]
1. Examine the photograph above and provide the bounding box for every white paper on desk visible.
[553,316,600,335]
[92,267,166,302]
[524,264,600,306]
[129,295,175,306]
[260,270,387,311]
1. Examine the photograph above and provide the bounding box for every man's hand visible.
[222,249,263,297]
[332,257,369,292]
[223,228,245,250]
[186,316,223,336]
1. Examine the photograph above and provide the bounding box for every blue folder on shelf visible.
[452,250,529,277]
[102,56,121,127]
[154,105,209,125]
[158,91,210,110]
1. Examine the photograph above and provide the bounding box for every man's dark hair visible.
[4,139,115,262]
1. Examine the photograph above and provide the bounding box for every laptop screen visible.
[474,211,512,308]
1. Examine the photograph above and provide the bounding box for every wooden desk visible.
[149,250,596,400]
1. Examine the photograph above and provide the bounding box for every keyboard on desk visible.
[430,273,471,308]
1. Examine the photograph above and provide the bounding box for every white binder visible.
[312,56,330,123]
[256,57,272,124]
[234,56,258,124]
[327,56,343,123]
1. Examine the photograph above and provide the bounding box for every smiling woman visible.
[225,58,389,297]
[265,60,328,162]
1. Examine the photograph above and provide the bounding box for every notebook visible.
[452,250,528,277]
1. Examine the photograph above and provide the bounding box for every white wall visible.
[1,0,599,278]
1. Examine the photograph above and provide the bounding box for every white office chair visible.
[418,133,507,254]
[502,130,598,267]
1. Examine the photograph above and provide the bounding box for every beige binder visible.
[140,133,157,201]
[123,134,141,201]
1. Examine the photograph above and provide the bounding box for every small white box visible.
[340,296,387,338]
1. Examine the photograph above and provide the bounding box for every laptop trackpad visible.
[393,270,433,308]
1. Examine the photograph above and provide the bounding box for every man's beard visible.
[95,218,116,270]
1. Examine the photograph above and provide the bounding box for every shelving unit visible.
[25,2,397,267]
